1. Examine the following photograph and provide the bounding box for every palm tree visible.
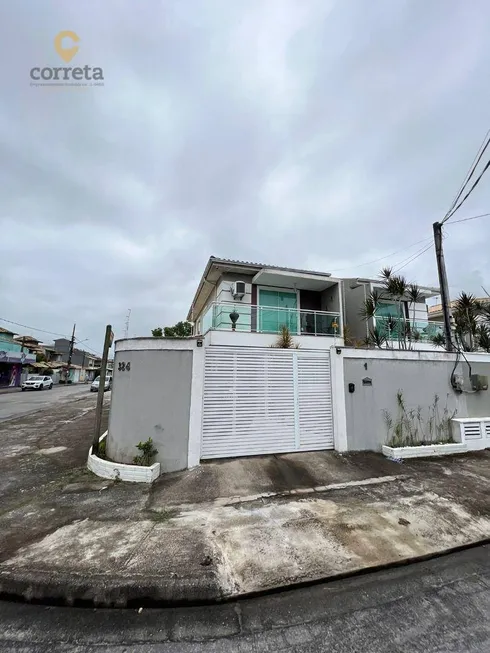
[454,292,480,351]
[476,324,490,353]
[358,268,422,350]
[380,269,408,349]
[407,283,422,343]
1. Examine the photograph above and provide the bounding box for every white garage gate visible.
[201,346,334,459]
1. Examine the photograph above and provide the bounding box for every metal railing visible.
[374,316,444,343]
[202,302,341,337]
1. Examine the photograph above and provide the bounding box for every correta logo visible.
[30,31,104,87]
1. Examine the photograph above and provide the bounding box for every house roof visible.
[428,297,490,316]
[347,277,440,298]
[187,256,334,320]
[14,334,40,344]
[0,326,16,336]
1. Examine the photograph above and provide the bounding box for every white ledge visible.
[87,431,160,483]
[382,443,467,460]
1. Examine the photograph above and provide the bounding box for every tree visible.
[359,268,421,350]
[163,321,192,338]
[151,327,163,337]
[453,292,481,351]
[36,353,47,363]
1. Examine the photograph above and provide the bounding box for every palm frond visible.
[407,283,422,304]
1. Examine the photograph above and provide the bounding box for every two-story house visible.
[188,257,343,346]
[53,338,101,383]
[187,257,443,349]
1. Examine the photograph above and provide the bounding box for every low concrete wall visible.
[107,338,195,473]
[340,350,490,451]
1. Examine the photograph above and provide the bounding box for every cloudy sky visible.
[1,0,490,351]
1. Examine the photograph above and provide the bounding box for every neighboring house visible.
[188,257,344,344]
[428,297,490,323]
[0,327,36,388]
[53,338,101,383]
[342,277,443,346]
[86,358,113,382]
[13,334,42,354]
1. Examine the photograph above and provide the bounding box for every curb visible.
[0,538,488,609]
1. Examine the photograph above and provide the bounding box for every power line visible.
[0,317,69,339]
[444,160,490,222]
[443,130,490,222]
[0,316,103,357]
[74,339,102,357]
[392,242,433,273]
[444,211,490,225]
[443,132,490,223]
[329,236,433,273]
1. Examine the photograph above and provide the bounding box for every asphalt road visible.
[0,544,488,652]
[0,384,102,421]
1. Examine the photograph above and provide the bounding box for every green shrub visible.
[97,439,107,459]
[133,437,158,466]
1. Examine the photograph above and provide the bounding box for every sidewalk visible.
[0,409,489,607]
[0,387,21,395]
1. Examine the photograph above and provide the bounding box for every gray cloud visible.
[1,0,490,349]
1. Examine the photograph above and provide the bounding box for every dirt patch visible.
[266,455,319,491]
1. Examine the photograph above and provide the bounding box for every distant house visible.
[428,297,490,323]
[53,338,100,383]
[0,327,36,388]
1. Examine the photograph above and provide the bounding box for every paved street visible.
[0,384,99,422]
[0,544,489,652]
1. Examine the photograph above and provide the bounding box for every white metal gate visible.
[201,346,334,459]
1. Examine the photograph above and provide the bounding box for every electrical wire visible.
[74,339,102,357]
[444,211,490,225]
[0,317,69,339]
[392,242,433,273]
[443,130,490,222]
[329,236,433,273]
[443,159,490,223]
[0,317,103,357]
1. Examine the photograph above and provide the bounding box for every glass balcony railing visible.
[374,316,444,343]
[202,302,341,337]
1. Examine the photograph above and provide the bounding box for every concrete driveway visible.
[1,439,488,605]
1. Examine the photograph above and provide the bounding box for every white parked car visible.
[90,376,112,392]
[22,375,53,391]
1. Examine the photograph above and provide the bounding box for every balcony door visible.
[258,289,298,334]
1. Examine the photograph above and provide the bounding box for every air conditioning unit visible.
[231,281,246,300]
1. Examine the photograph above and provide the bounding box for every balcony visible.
[202,302,341,337]
[374,316,444,344]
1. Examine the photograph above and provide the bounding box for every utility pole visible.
[92,325,113,455]
[433,221,454,352]
[65,322,76,382]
